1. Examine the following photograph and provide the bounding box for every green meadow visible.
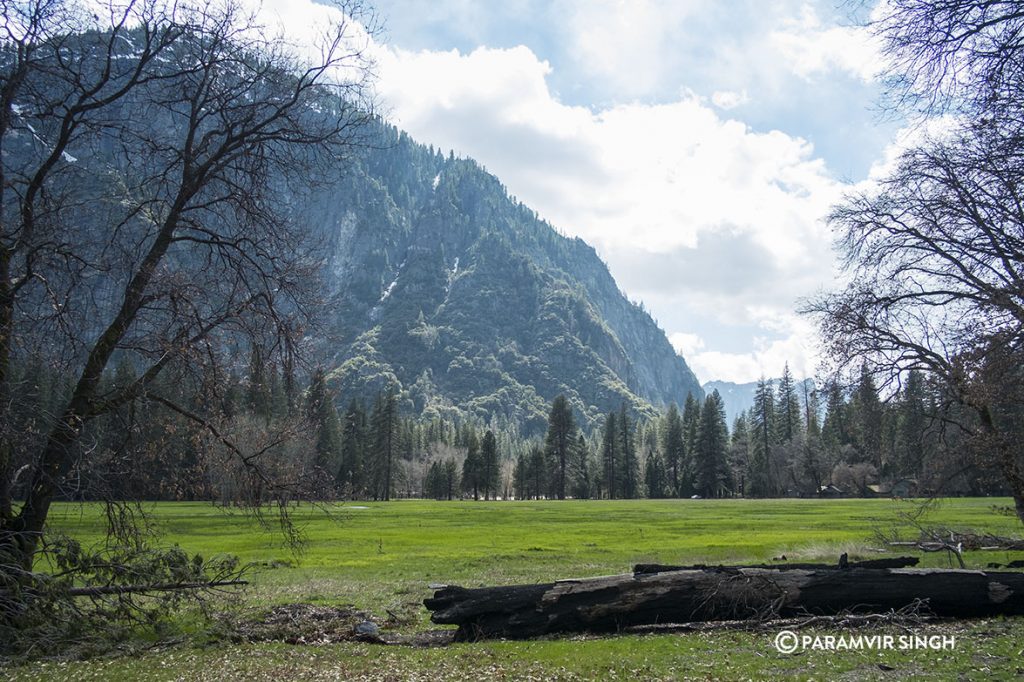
[9,498,1024,680]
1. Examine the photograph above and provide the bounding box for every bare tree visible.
[873,0,1024,119]
[0,0,375,567]
[808,1,1024,523]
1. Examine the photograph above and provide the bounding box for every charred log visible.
[424,567,1024,641]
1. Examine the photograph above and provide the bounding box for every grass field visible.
[8,497,1024,680]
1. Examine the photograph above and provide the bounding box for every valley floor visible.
[8,498,1024,680]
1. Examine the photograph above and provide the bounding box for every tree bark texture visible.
[425,567,1024,640]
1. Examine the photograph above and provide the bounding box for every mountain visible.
[703,378,816,425]
[10,25,702,438]
[311,123,703,433]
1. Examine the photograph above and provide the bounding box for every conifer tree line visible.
[734,364,1010,499]
[3,352,1009,503]
[1,352,530,503]
[513,364,1010,501]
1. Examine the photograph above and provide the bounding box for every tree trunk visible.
[0,249,13,522]
[0,199,187,569]
[977,405,1024,527]
[3,411,86,567]
[425,567,1024,641]
[1002,445,1024,526]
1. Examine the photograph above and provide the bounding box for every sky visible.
[261,0,909,384]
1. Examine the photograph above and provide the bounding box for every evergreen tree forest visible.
[4,348,1011,501]
[3,355,1010,503]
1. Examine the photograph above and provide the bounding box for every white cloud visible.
[377,45,581,132]
[682,316,822,384]
[562,0,703,98]
[669,332,706,358]
[381,44,842,256]
[711,89,750,110]
[770,4,883,82]
[377,42,849,383]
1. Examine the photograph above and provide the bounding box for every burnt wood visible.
[424,567,1024,640]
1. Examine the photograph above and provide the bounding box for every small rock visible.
[354,621,380,637]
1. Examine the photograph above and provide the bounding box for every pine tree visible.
[894,370,928,477]
[370,389,399,501]
[729,411,752,494]
[461,429,481,500]
[443,458,458,500]
[619,405,639,499]
[801,383,826,494]
[694,390,730,497]
[821,380,849,458]
[425,461,445,500]
[681,393,701,494]
[880,403,899,483]
[544,394,577,500]
[340,399,367,497]
[774,364,803,444]
[571,434,591,499]
[748,378,776,497]
[662,402,685,497]
[480,429,500,500]
[513,454,527,500]
[528,445,545,499]
[851,364,884,469]
[644,450,668,498]
[804,383,822,441]
[306,369,342,479]
[601,412,618,499]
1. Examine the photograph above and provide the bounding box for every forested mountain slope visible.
[312,123,702,432]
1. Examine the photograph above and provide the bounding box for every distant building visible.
[815,481,839,497]
[868,479,919,498]
[890,479,919,498]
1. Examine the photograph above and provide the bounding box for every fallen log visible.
[424,567,1024,640]
[633,555,919,575]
